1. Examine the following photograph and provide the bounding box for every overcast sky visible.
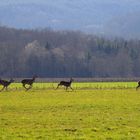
[0,0,140,39]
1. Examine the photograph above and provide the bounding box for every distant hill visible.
[0,0,140,39]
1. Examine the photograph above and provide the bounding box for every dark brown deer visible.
[0,79,14,91]
[136,81,140,90]
[21,76,37,91]
[56,78,74,90]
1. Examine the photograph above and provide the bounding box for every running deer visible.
[56,78,74,90]
[0,79,14,91]
[136,81,140,90]
[21,76,37,91]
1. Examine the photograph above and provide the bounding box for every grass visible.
[0,82,140,139]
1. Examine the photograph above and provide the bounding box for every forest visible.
[0,26,140,78]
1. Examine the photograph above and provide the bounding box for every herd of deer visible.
[0,76,74,92]
[0,76,140,91]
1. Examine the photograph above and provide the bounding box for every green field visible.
[8,82,138,90]
[0,82,140,139]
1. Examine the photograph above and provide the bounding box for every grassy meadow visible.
[0,82,140,139]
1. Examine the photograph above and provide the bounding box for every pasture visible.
[0,82,140,139]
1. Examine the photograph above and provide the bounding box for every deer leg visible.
[26,88,30,91]
[136,85,140,90]
[0,86,5,92]
[70,86,73,91]
[23,84,26,89]
[23,84,30,91]
[66,86,68,91]
[56,84,60,89]
[5,86,8,91]
[26,85,32,91]
[29,85,33,90]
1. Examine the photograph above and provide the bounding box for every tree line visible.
[0,26,140,78]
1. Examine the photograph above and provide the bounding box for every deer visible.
[56,78,74,91]
[21,76,37,91]
[0,78,14,91]
[136,81,140,90]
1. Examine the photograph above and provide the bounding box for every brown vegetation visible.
[0,26,140,78]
